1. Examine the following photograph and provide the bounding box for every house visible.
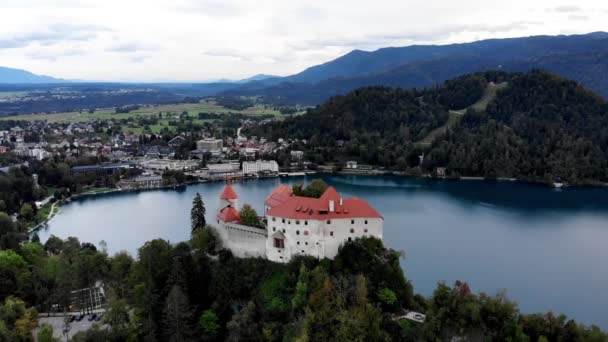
[215,184,384,263]
[168,136,186,148]
[435,167,447,178]
[290,150,304,161]
[197,138,223,152]
[346,161,358,169]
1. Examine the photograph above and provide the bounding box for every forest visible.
[0,207,606,340]
[250,70,608,185]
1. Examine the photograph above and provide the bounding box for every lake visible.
[37,175,608,328]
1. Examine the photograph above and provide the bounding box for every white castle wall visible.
[217,222,267,258]
[265,216,383,263]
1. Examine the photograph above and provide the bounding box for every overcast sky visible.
[0,0,607,82]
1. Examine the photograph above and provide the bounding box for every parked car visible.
[75,314,85,322]
[88,313,97,321]
[68,315,76,322]
[95,313,103,322]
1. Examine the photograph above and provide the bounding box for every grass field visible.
[0,91,28,98]
[416,82,508,146]
[0,100,282,124]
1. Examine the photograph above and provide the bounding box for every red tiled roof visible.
[264,184,294,207]
[220,185,238,199]
[218,206,240,223]
[266,186,382,220]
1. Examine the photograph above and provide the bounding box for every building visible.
[242,160,279,176]
[346,161,358,169]
[435,167,447,178]
[168,136,186,148]
[264,185,383,262]
[133,175,163,188]
[69,281,106,312]
[197,138,223,152]
[215,183,383,263]
[290,150,304,160]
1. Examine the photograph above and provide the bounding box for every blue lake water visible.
[38,175,608,328]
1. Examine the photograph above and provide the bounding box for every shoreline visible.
[319,169,608,189]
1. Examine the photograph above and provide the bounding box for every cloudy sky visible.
[1,0,607,82]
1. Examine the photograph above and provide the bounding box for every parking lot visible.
[35,312,106,340]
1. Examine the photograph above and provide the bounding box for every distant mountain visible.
[223,32,608,104]
[0,66,63,84]
[236,74,279,83]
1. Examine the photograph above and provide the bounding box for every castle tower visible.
[219,184,238,210]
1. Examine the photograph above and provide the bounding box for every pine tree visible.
[190,193,206,233]
[163,285,195,342]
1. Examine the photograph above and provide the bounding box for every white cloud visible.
[0,0,606,81]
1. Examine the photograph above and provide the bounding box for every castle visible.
[216,183,384,262]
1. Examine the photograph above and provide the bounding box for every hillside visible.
[0,66,63,83]
[250,71,608,185]
[223,32,608,104]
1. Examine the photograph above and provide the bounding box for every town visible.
[0,115,380,194]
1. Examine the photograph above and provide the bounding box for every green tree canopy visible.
[239,204,261,228]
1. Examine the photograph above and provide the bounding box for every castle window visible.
[351,220,355,224]
[364,229,368,233]
[288,220,291,224]
[301,250,305,253]
[330,231,334,237]
[348,237,352,242]
[365,220,368,224]
[350,228,354,233]
[273,227,276,232]
[296,230,300,235]
[282,229,286,233]
[304,230,309,235]
[297,241,300,245]
[296,220,300,225]
[282,219,285,223]
[305,221,308,225]
[305,242,308,246]
[326,220,331,224]
[274,238,285,249]
[272,217,276,222]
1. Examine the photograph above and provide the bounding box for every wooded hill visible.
[250,70,608,185]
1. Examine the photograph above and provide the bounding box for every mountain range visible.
[0,66,63,84]
[2,32,608,103]
[221,32,608,104]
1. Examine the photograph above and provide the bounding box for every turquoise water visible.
[38,175,608,328]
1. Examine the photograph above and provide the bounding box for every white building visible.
[242,160,279,176]
[346,161,358,169]
[290,150,304,160]
[215,183,383,263]
[30,148,50,161]
[197,138,223,152]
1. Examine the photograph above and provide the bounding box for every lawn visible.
[0,91,28,98]
[0,100,282,123]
